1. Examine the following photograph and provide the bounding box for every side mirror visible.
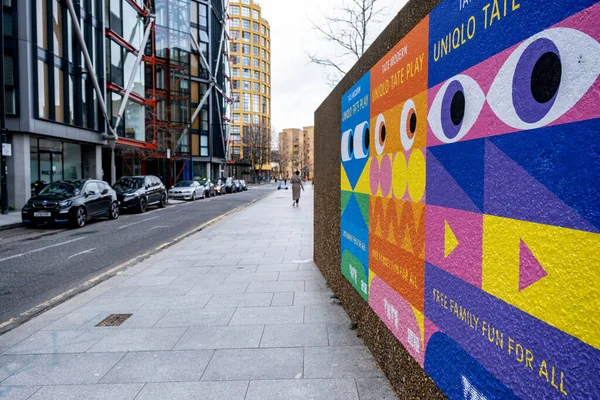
[86,190,96,197]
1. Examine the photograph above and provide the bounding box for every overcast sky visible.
[256,0,409,136]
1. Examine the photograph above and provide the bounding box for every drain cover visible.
[96,314,132,327]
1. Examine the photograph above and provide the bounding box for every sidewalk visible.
[0,213,23,231]
[0,189,397,399]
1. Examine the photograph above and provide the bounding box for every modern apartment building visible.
[228,0,271,181]
[278,126,314,181]
[1,0,231,209]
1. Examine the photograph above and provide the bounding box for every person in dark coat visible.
[291,170,304,207]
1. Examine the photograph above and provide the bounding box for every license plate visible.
[34,212,51,217]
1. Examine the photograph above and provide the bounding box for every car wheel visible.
[109,202,119,220]
[138,197,147,213]
[159,193,167,208]
[191,192,196,201]
[73,207,87,228]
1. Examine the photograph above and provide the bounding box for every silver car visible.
[168,180,205,201]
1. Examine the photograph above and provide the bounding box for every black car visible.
[21,180,119,228]
[113,175,167,213]
[224,177,236,193]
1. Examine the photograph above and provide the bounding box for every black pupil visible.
[450,91,465,126]
[409,113,417,133]
[380,126,386,143]
[364,128,370,150]
[531,52,562,104]
[349,133,354,155]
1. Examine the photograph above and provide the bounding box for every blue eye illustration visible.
[487,27,600,130]
[428,74,485,144]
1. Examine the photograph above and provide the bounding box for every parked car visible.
[212,179,226,195]
[21,179,119,228]
[169,180,205,201]
[224,177,236,193]
[113,175,167,213]
[240,180,248,191]
[196,178,215,197]
[233,179,244,192]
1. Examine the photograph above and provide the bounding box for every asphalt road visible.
[0,184,274,331]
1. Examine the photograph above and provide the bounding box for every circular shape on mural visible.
[441,80,465,140]
[353,122,370,159]
[341,129,353,162]
[379,155,392,197]
[369,157,380,195]
[375,113,386,155]
[364,128,370,152]
[400,99,417,151]
[348,131,354,155]
[392,152,407,199]
[512,38,561,124]
[407,150,426,202]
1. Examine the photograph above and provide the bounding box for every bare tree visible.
[307,0,387,86]
[242,122,272,183]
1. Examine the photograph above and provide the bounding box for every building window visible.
[253,46,259,56]
[54,68,65,123]
[253,71,259,80]
[242,44,250,54]
[242,31,250,42]
[242,6,250,17]
[242,93,250,111]
[231,55,239,65]
[231,43,239,53]
[199,4,208,29]
[253,58,259,68]
[261,25,265,34]
[200,135,208,156]
[242,19,250,30]
[253,34,259,44]
[230,30,239,40]
[230,18,240,28]
[53,1,63,57]
[36,0,48,49]
[253,82,260,92]
[243,80,250,90]
[252,10,259,20]
[242,68,250,78]
[230,5,239,15]
[242,56,250,66]
[252,94,259,113]
[252,22,259,32]
[243,113,250,124]
[233,113,240,123]
[232,68,240,78]
[38,61,50,119]
[233,80,240,89]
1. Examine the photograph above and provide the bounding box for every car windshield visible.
[174,181,194,187]
[114,178,144,190]
[39,181,83,197]
[196,178,208,185]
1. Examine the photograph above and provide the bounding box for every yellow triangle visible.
[341,164,352,192]
[354,158,372,194]
[401,229,413,253]
[444,221,459,258]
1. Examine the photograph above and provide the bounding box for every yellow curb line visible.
[0,194,268,334]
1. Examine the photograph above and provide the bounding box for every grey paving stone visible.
[3,330,107,355]
[27,383,143,400]
[74,297,151,314]
[304,305,351,324]
[208,265,258,274]
[106,309,169,329]
[154,308,235,327]
[245,379,359,400]
[127,285,193,298]
[205,293,273,308]
[270,292,295,307]
[305,280,330,291]
[0,386,41,400]
[261,323,328,347]
[193,259,242,267]
[0,355,38,382]
[132,268,167,278]
[355,378,398,399]
[225,272,279,283]
[158,267,212,276]
[327,324,363,346]
[0,314,67,349]
[246,280,304,293]
[135,381,248,400]
[293,290,335,306]
[100,350,213,383]
[87,328,186,352]
[171,274,229,286]
[279,271,326,281]
[174,325,264,350]
[95,286,140,298]
[228,306,304,325]
[185,282,249,296]
[256,263,299,272]
[122,276,178,286]
[138,295,213,310]
[201,348,304,380]
[42,311,104,331]
[304,347,382,379]
[2,353,124,385]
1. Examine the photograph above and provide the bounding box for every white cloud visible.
[257,0,409,133]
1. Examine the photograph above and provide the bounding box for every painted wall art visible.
[340,0,600,398]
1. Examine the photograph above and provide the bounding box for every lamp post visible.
[0,2,8,215]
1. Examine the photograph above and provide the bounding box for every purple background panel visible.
[424,263,600,399]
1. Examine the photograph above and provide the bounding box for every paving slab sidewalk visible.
[0,188,397,400]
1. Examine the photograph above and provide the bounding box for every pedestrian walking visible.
[284,178,287,186]
[291,170,304,207]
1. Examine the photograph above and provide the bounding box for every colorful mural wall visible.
[340,0,600,398]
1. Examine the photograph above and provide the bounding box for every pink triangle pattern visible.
[519,239,548,291]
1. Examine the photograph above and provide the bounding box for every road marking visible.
[150,226,169,230]
[67,248,96,259]
[0,237,86,263]
[117,216,160,230]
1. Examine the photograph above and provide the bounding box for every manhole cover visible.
[96,314,132,327]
